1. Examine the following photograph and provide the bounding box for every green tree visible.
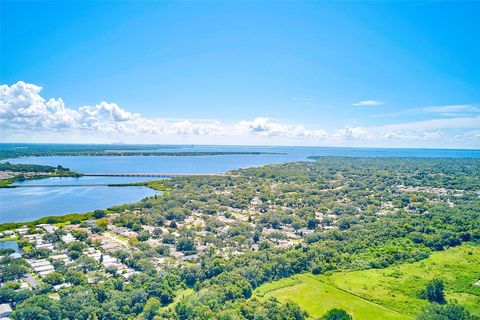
[71,229,88,241]
[76,256,100,273]
[143,297,161,319]
[96,218,108,228]
[417,303,474,320]
[176,237,196,254]
[64,270,87,285]
[42,272,65,285]
[320,308,352,320]
[421,279,445,303]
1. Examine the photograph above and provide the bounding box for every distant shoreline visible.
[1,151,284,160]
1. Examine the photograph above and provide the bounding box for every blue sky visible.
[1,1,479,147]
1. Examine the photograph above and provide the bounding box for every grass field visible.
[318,243,480,317]
[255,274,411,320]
[253,243,480,320]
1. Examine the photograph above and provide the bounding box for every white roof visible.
[50,254,68,260]
[0,303,12,314]
[39,270,54,277]
[28,260,50,267]
[34,265,55,272]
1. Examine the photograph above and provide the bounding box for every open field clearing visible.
[254,244,480,319]
[317,244,480,317]
[255,274,412,320]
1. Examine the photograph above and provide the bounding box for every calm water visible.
[7,146,480,174]
[0,240,21,253]
[0,176,159,223]
[1,146,479,223]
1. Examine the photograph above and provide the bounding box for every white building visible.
[61,233,76,244]
[0,303,12,318]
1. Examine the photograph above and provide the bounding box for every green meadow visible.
[254,243,480,319]
[318,243,480,317]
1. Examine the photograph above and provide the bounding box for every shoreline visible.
[0,151,285,161]
[0,180,169,231]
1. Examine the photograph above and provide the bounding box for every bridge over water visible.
[83,173,226,178]
[7,172,232,187]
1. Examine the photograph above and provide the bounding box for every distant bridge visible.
[83,173,226,178]
[9,184,120,188]
[5,173,234,188]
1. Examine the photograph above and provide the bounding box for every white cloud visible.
[379,129,444,141]
[292,97,312,104]
[332,126,372,140]
[462,130,480,140]
[332,125,446,143]
[170,120,223,136]
[381,116,480,131]
[353,100,385,107]
[422,104,480,114]
[372,104,480,119]
[1,81,478,148]
[237,117,326,139]
[0,81,225,137]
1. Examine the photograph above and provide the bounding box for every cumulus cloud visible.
[332,126,372,140]
[1,81,477,148]
[237,117,326,138]
[0,81,225,137]
[379,129,444,141]
[1,82,327,142]
[353,100,385,107]
[170,120,223,136]
[331,125,446,143]
[1,81,141,133]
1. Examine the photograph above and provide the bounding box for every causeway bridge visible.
[6,173,234,188]
[83,173,225,178]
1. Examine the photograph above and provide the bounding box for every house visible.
[84,249,102,261]
[26,259,55,277]
[322,225,338,230]
[24,234,43,242]
[9,253,21,259]
[280,226,295,232]
[16,227,29,235]
[36,243,54,251]
[101,241,122,253]
[0,303,12,318]
[182,254,198,261]
[53,283,72,291]
[119,268,138,279]
[50,254,73,265]
[61,233,76,244]
[37,224,57,234]
[86,220,97,227]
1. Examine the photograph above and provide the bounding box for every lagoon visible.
[0,176,159,223]
[0,240,21,253]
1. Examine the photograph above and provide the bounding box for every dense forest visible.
[0,162,70,173]
[0,162,80,187]
[1,157,479,319]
